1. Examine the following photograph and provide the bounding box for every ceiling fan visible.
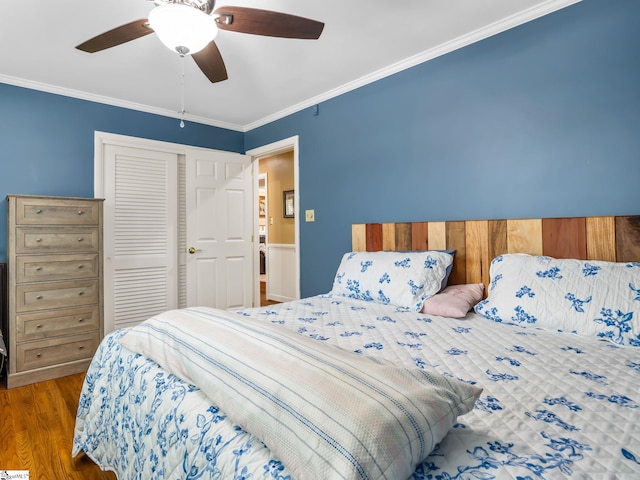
[76,0,324,83]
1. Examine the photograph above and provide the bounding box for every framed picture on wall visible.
[283,190,294,218]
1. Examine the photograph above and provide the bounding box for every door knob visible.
[188,247,199,254]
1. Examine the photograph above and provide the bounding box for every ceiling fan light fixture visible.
[148,3,217,55]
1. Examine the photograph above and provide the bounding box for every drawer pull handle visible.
[78,210,84,215]
[79,346,84,350]
[77,237,84,242]
[78,318,85,323]
[36,238,42,242]
[36,295,43,300]
[36,324,42,329]
[36,266,42,271]
[78,264,84,269]
[78,291,85,296]
[36,353,42,357]
[36,209,42,214]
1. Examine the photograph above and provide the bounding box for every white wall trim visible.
[266,244,297,303]
[94,131,244,212]
[3,0,580,133]
[0,74,243,132]
[247,136,300,304]
[244,0,581,130]
[95,131,186,197]
[94,131,237,196]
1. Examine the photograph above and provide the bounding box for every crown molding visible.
[0,74,244,132]
[244,0,581,131]
[1,0,580,134]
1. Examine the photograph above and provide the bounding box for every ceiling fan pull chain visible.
[179,55,186,128]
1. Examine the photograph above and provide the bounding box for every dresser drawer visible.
[16,306,100,342]
[16,253,99,283]
[16,227,100,254]
[15,196,100,226]
[16,332,100,372]
[16,279,99,313]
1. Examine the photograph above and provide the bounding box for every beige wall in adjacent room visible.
[259,151,294,245]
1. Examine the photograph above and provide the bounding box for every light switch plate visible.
[305,209,315,222]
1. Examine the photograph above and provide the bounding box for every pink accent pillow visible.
[421,283,484,318]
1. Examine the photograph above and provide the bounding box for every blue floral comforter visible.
[73,294,640,479]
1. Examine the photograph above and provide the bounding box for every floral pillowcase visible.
[474,254,640,347]
[331,251,454,312]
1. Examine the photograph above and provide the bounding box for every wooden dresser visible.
[6,195,104,388]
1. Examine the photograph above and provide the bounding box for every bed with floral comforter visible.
[73,291,640,479]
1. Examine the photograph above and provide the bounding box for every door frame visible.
[94,131,257,331]
[246,136,300,306]
[258,172,268,279]
[94,131,190,195]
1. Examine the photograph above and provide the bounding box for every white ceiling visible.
[0,0,578,131]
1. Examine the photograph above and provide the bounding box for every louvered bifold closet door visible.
[178,156,187,309]
[103,144,178,332]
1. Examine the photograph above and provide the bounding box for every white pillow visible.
[422,283,484,318]
[474,254,640,346]
[331,251,454,311]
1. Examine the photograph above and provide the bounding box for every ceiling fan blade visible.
[213,7,324,39]
[76,19,153,53]
[191,41,228,83]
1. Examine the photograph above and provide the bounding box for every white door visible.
[185,148,254,309]
[102,143,178,332]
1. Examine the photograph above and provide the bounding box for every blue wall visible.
[1,0,638,298]
[0,84,243,262]
[245,0,640,297]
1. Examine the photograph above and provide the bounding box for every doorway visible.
[247,136,300,308]
[257,151,296,306]
[257,173,273,306]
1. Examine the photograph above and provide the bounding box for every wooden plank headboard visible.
[352,216,640,292]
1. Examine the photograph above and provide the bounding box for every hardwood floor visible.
[1,289,277,479]
[0,372,115,479]
[260,280,280,306]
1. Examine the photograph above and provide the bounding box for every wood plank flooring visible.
[0,372,115,479]
[1,293,278,479]
[260,281,280,306]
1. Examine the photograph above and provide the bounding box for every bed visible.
[73,215,640,479]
